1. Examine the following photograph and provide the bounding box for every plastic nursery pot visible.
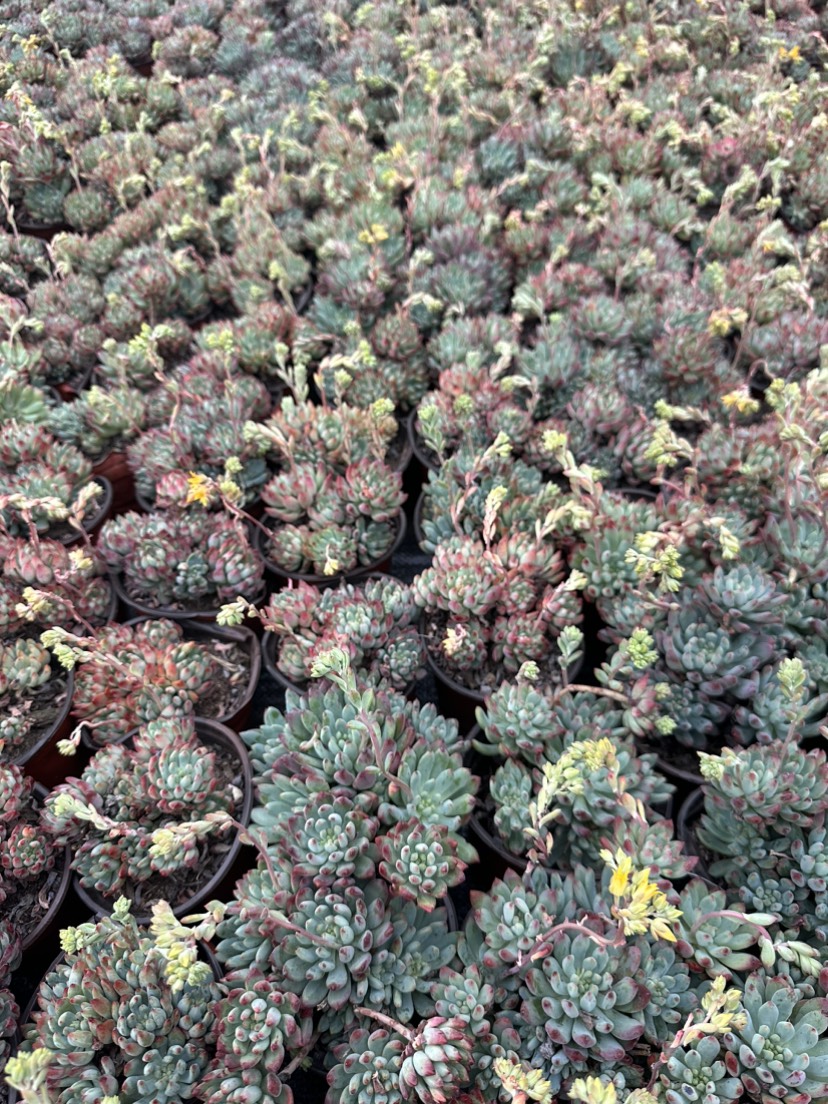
[612,484,658,502]
[55,362,93,402]
[20,785,74,957]
[412,488,427,550]
[388,420,414,477]
[260,629,420,703]
[463,740,528,890]
[260,631,307,698]
[91,450,136,514]
[676,788,718,890]
[109,570,267,626]
[71,718,255,925]
[10,669,76,790]
[122,616,262,733]
[55,476,113,547]
[468,805,528,886]
[634,734,704,797]
[16,218,71,242]
[255,511,407,594]
[406,408,439,475]
[426,649,488,735]
[129,54,154,78]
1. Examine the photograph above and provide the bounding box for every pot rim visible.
[255,511,407,589]
[20,784,73,955]
[54,476,113,547]
[109,568,266,623]
[70,717,254,924]
[11,667,75,774]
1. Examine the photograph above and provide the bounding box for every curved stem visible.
[353,1006,415,1042]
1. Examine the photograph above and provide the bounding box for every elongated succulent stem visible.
[689,908,773,944]
[507,920,620,977]
[558,683,630,705]
[233,819,342,950]
[281,1038,319,1079]
[353,1005,416,1042]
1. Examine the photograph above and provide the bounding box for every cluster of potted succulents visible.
[5,0,828,1102]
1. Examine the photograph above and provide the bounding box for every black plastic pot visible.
[426,642,583,735]
[55,363,93,402]
[406,408,439,475]
[255,512,407,594]
[261,631,308,697]
[16,218,70,242]
[109,569,266,626]
[426,649,488,734]
[20,786,73,957]
[676,788,718,889]
[389,422,413,476]
[55,476,113,547]
[413,489,428,550]
[71,718,254,924]
[635,735,704,799]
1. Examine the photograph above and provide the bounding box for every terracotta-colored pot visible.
[71,718,254,924]
[12,669,76,789]
[92,451,136,514]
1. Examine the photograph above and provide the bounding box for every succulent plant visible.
[657,595,779,701]
[50,384,147,458]
[96,322,192,391]
[377,820,469,913]
[260,457,405,576]
[0,761,56,909]
[11,898,221,1103]
[313,308,430,412]
[59,617,249,745]
[43,716,239,902]
[674,880,763,981]
[723,973,828,1104]
[127,365,272,506]
[228,574,425,690]
[252,394,399,470]
[98,507,264,610]
[659,1034,744,1104]
[413,532,582,692]
[197,969,313,1104]
[0,920,20,1088]
[0,423,106,536]
[0,532,112,635]
[0,636,62,758]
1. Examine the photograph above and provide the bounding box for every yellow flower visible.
[603,849,633,898]
[603,850,682,941]
[185,472,212,508]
